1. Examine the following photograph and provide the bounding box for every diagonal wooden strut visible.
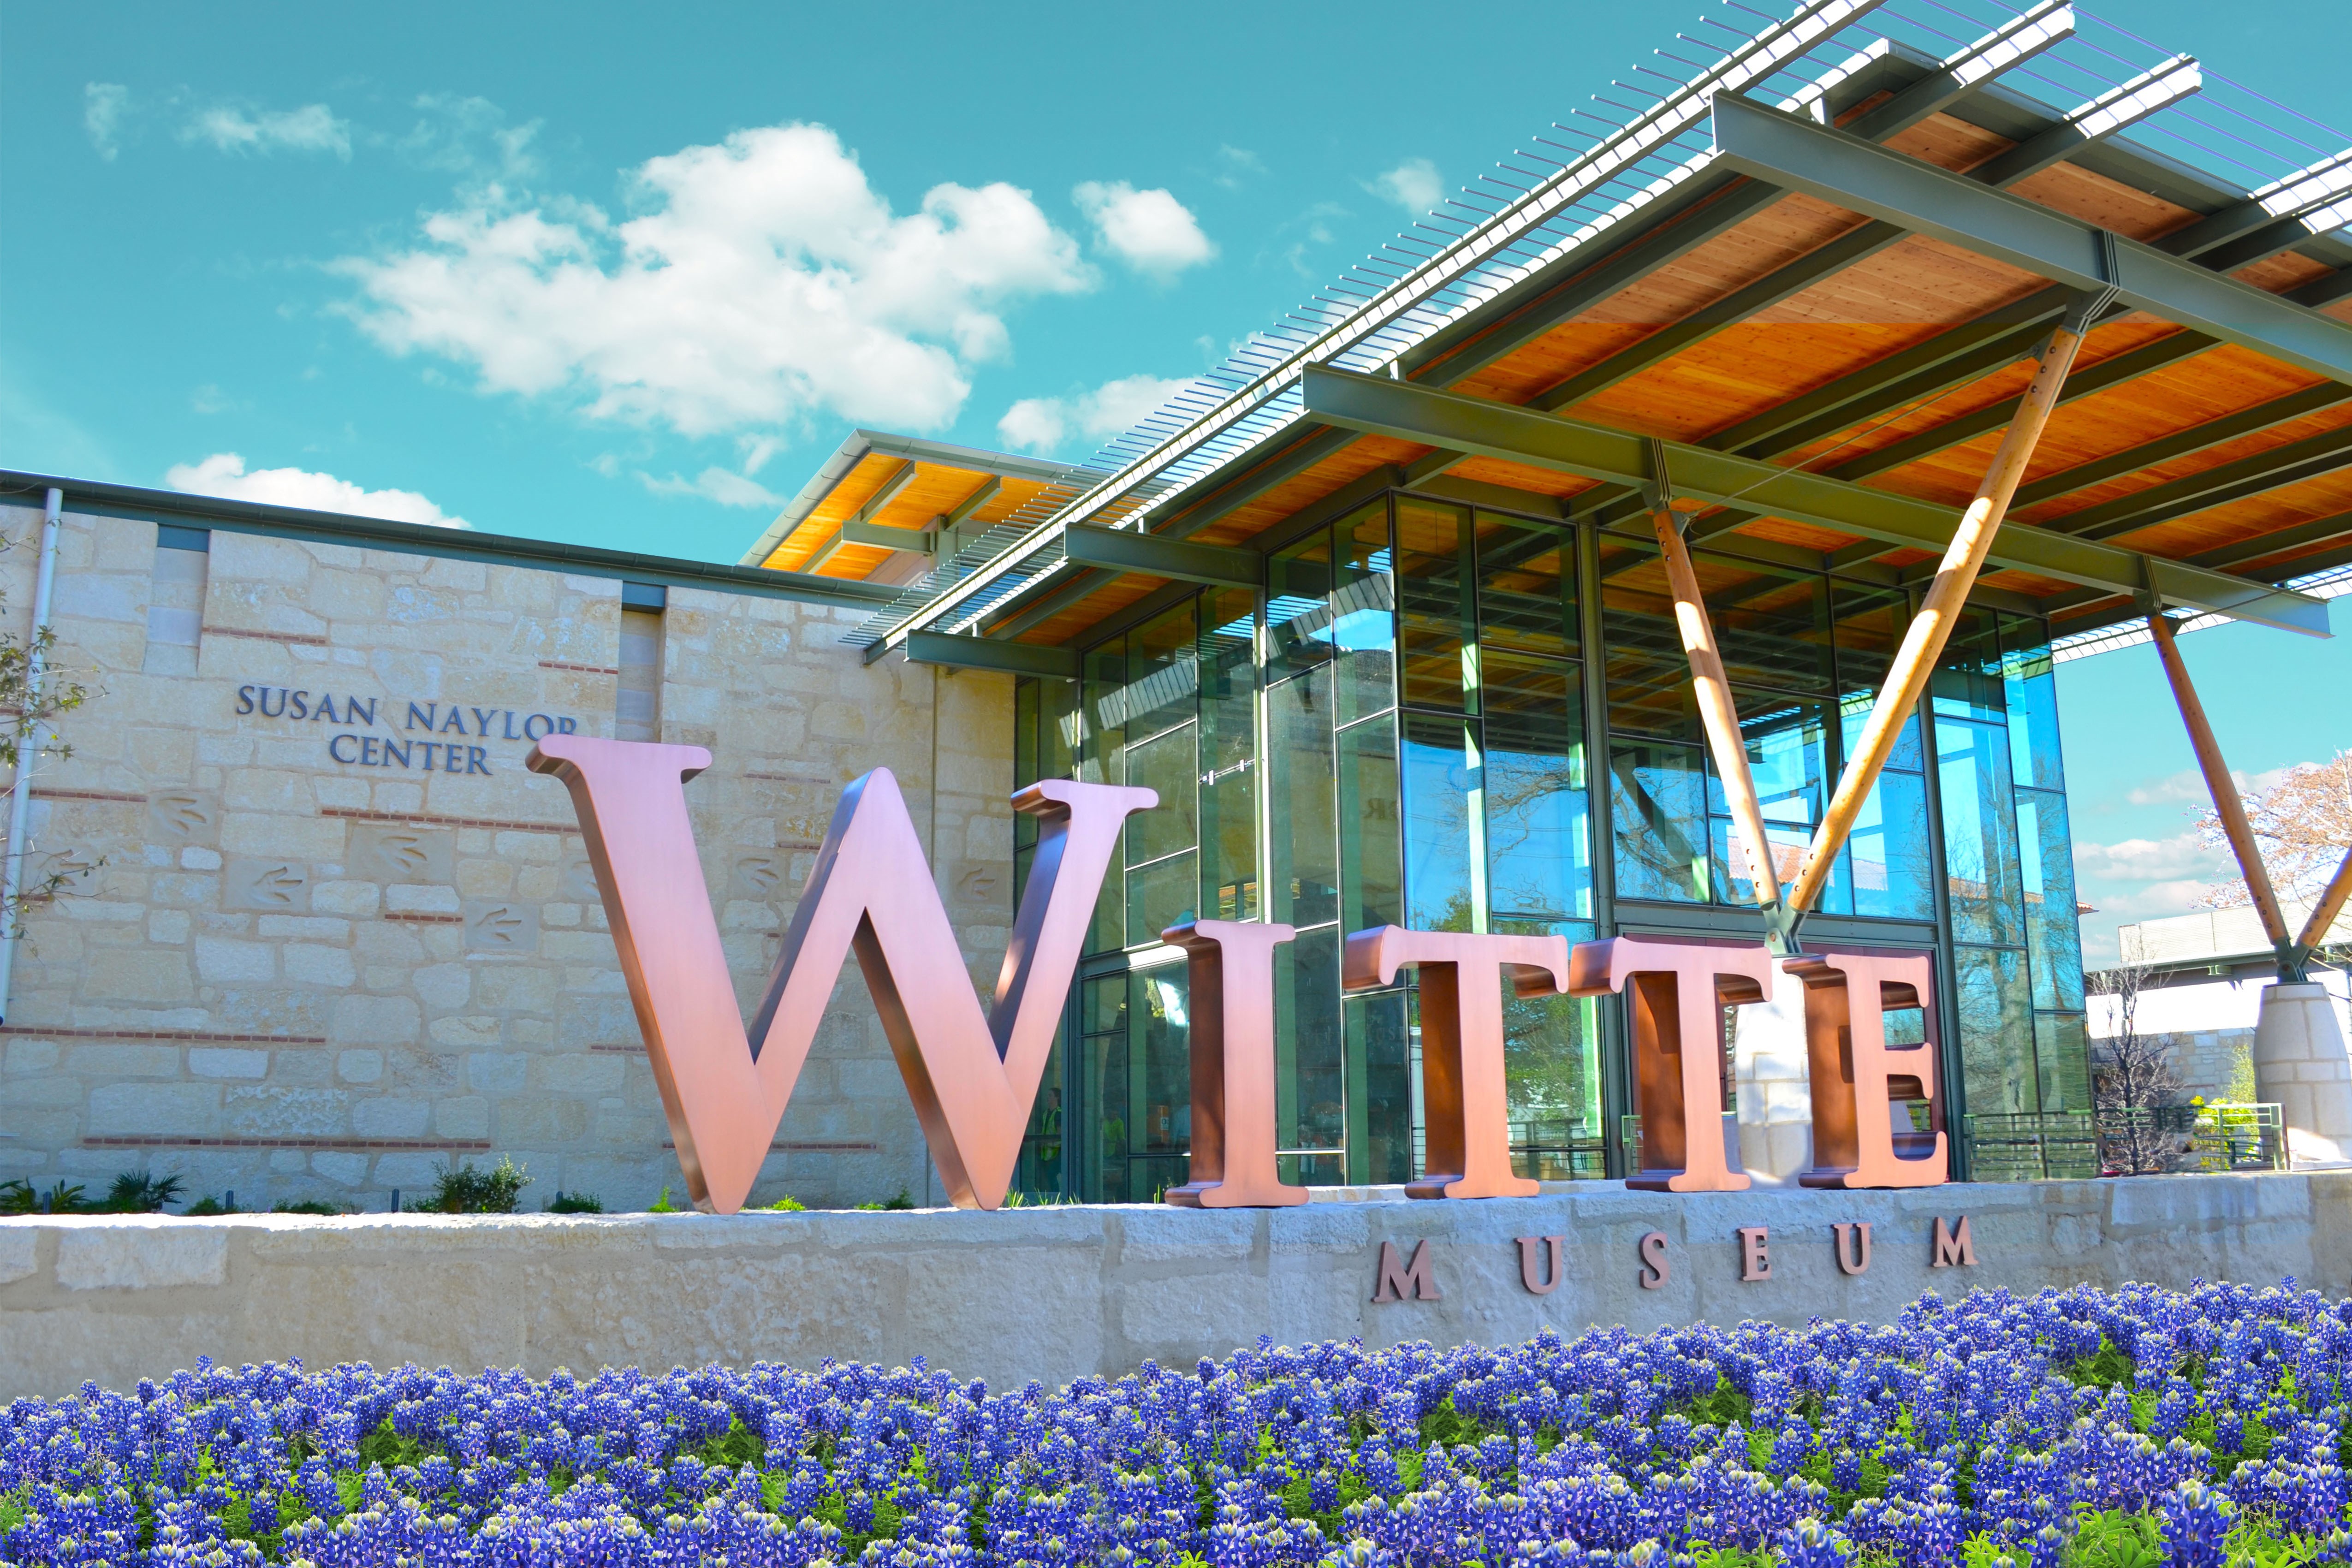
[1651,501,1784,917]
[2149,610,2303,979]
[2302,847,2352,956]
[1784,308,2098,929]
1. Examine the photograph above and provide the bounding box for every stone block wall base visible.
[2254,982,2352,1166]
[7,1170,2349,1400]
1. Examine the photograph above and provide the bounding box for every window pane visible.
[1509,986,1606,1182]
[1267,528,1335,682]
[1610,741,1709,903]
[1402,711,1478,932]
[1931,606,2006,721]
[1015,1028,1067,1197]
[1954,945,2036,1117]
[1831,578,1909,694]
[1483,662,1591,926]
[1710,695,1824,904]
[1334,501,1397,726]
[1128,851,1198,948]
[2036,1011,2091,1114]
[1123,723,1197,869]
[2019,786,2085,1010]
[1337,715,1403,936]
[1199,587,1258,923]
[1082,975,1129,1203]
[1120,599,1199,743]
[1267,665,1338,928]
[1830,765,1934,921]
[1937,715,2025,946]
[1124,966,1191,1203]
[1277,925,1346,1161]
[2002,635,2066,793]
[1692,547,1831,695]
[1598,534,1681,678]
[1394,496,1473,713]
[1476,512,1577,664]
[1347,989,1414,1185]
[1083,645,1126,952]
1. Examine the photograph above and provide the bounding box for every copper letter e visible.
[529,736,1153,1213]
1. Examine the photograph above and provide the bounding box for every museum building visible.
[5,0,2352,1212]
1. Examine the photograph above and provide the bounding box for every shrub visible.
[546,1190,606,1214]
[0,1179,91,1215]
[100,1170,185,1213]
[647,1185,684,1213]
[180,1194,240,1216]
[405,1156,530,1214]
[761,1194,806,1211]
[13,1282,2352,1567]
[270,1199,343,1216]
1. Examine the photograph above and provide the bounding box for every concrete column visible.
[1734,969,1813,1185]
[2253,979,2352,1166]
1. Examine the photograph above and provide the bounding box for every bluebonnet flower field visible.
[9,1282,2352,1566]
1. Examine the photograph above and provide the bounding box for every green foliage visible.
[357,1418,427,1472]
[1277,1464,1375,1536]
[1674,1374,1756,1430]
[693,1417,765,1472]
[0,1179,33,1216]
[272,1199,344,1216]
[760,1194,807,1212]
[648,1187,684,1213]
[2069,1337,2136,1390]
[0,1484,27,1534]
[2067,1508,2167,1568]
[407,1157,530,1214]
[102,1170,185,1213]
[545,1191,606,1214]
[812,1484,904,1558]
[853,1188,919,1212]
[2225,1517,2324,1567]
[182,1194,241,1216]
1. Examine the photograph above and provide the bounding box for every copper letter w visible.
[529,736,1154,1213]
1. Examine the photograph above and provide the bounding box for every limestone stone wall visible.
[0,1172,2338,1399]
[0,500,1015,1213]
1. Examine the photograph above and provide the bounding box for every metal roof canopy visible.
[845,0,2352,662]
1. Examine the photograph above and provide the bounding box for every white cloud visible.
[395,94,540,184]
[998,373,1192,454]
[1213,145,1265,190]
[338,124,1091,437]
[637,467,782,509]
[84,84,128,161]
[166,453,468,528]
[1367,157,1443,214]
[183,102,352,159]
[1073,181,1215,281]
[2073,830,2230,885]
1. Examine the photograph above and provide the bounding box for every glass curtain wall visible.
[1933,610,2089,1132]
[1011,495,2089,1199]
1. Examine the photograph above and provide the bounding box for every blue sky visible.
[4,0,2346,961]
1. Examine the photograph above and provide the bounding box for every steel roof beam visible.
[1063,524,1261,589]
[1819,327,2214,483]
[2039,423,2352,542]
[2008,383,2352,511]
[1709,94,2352,389]
[903,630,1079,680]
[1965,53,2201,189]
[1300,364,2329,635]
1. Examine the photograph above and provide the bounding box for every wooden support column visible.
[2300,846,2352,956]
[1784,314,2095,922]
[1652,503,1783,910]
[2149,610,2298,974]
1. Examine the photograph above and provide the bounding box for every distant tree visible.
[0,536,95,935]
[2193,750,2352,929]
[2089,933,2187,1175]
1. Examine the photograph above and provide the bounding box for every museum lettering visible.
[234,684,580,772]
[534,734,1953,1216]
